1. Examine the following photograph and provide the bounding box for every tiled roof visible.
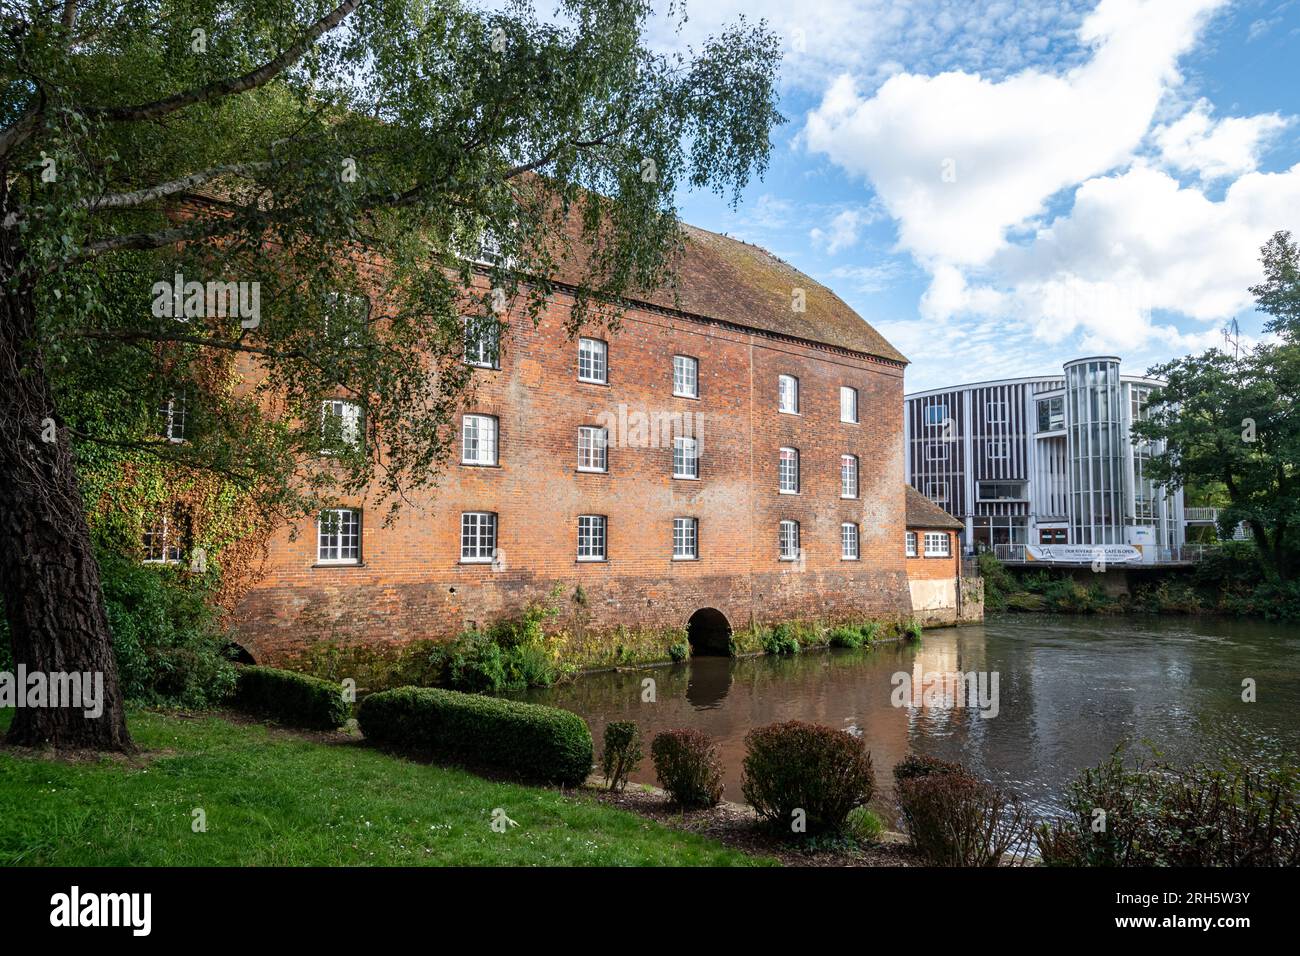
[905,485,964,530]
[545,200,906,364]
[656,224,907,364]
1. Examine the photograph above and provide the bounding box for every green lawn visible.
[0,709,768,866]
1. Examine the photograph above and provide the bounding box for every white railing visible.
[1185,507,1219,523]
[991,542,1209,564]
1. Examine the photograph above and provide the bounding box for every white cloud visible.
[1154,99,1291,180]
[826,259,912,293]
[955,163,1300,349]
[636,0,1098,92]
[809,207,877,253]
[802,0,1229,266]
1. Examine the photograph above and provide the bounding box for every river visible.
[524,614,1300,820]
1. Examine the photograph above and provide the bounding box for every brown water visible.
[524,615,1300,819]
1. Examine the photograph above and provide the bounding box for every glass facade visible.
[1066,358,1124,544]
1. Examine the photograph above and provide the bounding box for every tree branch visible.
[85,0,362,123]
[79,162,271,212]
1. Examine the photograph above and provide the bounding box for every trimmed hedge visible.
[650,729,725,808]
[742,720,875,834]
[357,686,593,787]
[234,665,352,730]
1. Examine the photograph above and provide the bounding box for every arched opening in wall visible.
[225,642,256,665]
[686,608,732,657]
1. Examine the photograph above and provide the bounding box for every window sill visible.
[461,461,502,468]
[314,561,364,569]
[842,556,860,561]
[576,558,608,564]
[465,362,500,371]
[577,378,610,387]
[673,474,700,481]
[779,489,799,495]
[459,558,495,565]
[673,392,700,400]
[576,468,608,475]
[672,556,699,562]
[841,495,858,500]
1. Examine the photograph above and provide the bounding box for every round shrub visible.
[358,686,593,786]
[234,665,351,730]
[893,756,1032,866]
[741,720,875,834]
[896,771,1031,866]
[650,729,724,808]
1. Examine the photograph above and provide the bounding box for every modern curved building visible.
[904,357,1185,556]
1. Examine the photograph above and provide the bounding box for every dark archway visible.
[225,642,256,665]
[686,607,732,657]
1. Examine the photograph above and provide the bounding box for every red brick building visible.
[233,224,921,665]
[903,486,979,626]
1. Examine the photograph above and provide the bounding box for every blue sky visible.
[650,0,1300,391]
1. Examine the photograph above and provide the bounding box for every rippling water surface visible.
[524,615,1300,818]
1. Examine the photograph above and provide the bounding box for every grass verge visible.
[0,708,770,867]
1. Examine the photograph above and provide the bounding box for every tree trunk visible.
[0,178,133,751]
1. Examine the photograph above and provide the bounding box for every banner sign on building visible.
[1024,544,1142,564]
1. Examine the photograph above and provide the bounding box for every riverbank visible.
[978,545,1300,620]
[0,708,767,866]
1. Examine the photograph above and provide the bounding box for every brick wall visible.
[905,528,959,625]
[232,287,913,664]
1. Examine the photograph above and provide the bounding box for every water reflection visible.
[525,615,1300,819]
[684,657,732,710]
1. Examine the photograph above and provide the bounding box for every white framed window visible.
[778,374,799,414]
[318,508,360,565]
[464,316,500,368]
[578,337,608,384]
[577,515,606,561]
[840,386,858,423]
[475,228,505,266]
[778,520,800,561]
[142,514,183,563]
[924,531,951,557]
[924,404,948,428]
[906,531,918,557]
[320,399,363,452]
[926,443,949,461]
[840,454,859,499]
[673,517,698,560]
[324,292,368,346]
[461,414,498,466]
[160,393,187,443]
[925,482,949,503]
[986,401,1007,424]
[578,425,608,472]
[460,512,497,563]
[841,523,859,560]
[673,355,699,398]
[778,447,800,493]
[673,435,699,479]
[987,440,1009,459]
